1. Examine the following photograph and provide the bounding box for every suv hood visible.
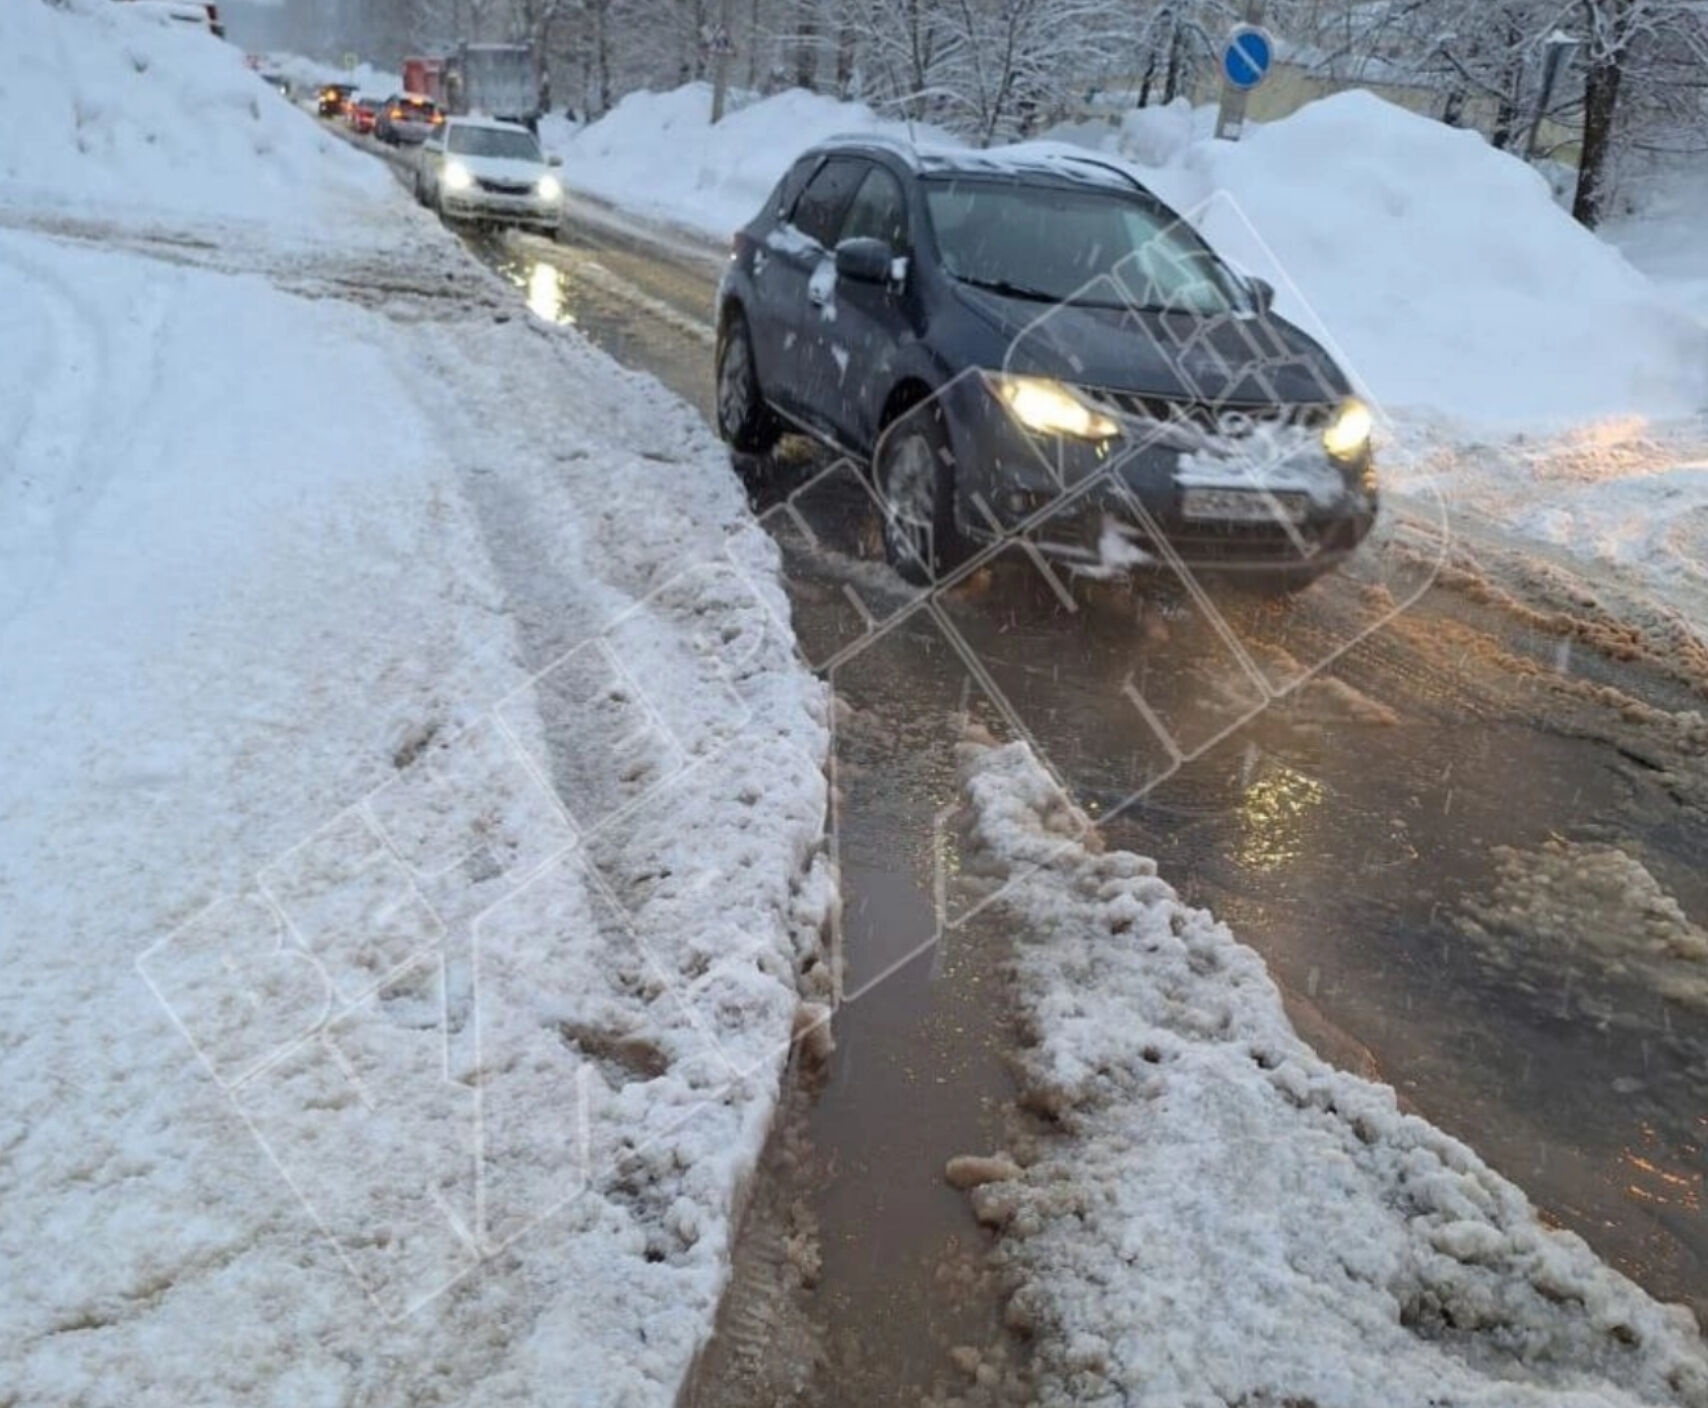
[952,283,1349,407]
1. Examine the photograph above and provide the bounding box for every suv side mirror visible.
[548,154,563,167]
[835,237,894,285]
[1247,276,1276,314]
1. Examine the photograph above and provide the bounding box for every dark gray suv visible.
[714,137,1378,590]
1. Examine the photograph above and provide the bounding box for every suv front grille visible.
[1089,391,1334,434]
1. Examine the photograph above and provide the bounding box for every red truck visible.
[401,56,445,105]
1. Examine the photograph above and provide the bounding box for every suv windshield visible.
[923,178,1247,314]
[448,126,541,161]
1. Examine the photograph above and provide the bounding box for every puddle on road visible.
[690,603,1038,1407]
[475,231,715,418]
[803,617,1032,1405]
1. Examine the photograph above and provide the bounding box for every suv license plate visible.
[1180,488,1307,524]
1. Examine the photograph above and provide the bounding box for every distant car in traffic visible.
[714,139,1377,591]
[317,82,355,118]
[375,94,442,145]
[414,117,563,233]
[345,95,380,136]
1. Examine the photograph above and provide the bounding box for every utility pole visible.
[710,0,734,123]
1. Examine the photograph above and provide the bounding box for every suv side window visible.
[838,166,908,250]
[789,158,868,247]
[774,155,822,220]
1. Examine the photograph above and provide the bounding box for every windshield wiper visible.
[955,273,1145,311]
[952,273,1060,302]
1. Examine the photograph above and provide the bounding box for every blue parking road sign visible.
[1222,25,1273,91]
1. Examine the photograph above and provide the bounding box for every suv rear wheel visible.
[875,400,962,585]
[715,311,781,454]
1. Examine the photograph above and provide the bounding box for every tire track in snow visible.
[0,234,109,628]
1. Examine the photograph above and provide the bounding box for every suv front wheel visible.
[875,400,963,585]
[715,311,781,454]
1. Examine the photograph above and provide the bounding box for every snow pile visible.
[1133,90,1708,426]
[1606,162,1708,326]
[1107,97,1215,168]
[1384,412,1708,616]
[0,0,394,234]
[1460,840,1708,1017]
[955,740,1708,1407]
[1503,452,1708,598]
[0,7,832,1405]
[546,82,956,239]
[0,224,830,1403]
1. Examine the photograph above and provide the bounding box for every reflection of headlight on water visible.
[525,263,570,324]
[442,162,473,192]
[1237,764,1324,874]
[536,174,563,202]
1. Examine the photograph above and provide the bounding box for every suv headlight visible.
[537,174,563,201]
[443,162,473,192]
[991,373,1120,441]
[1322,397,1373,460]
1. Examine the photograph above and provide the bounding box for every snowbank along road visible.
[2,7,837,1404]
[353,158,1708,1402]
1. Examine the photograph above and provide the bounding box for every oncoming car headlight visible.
[443,162,473,192]
[1322,397,1374,460]
[537,174,563,201]
[991,374,1120,441]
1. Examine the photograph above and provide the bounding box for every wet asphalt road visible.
[347,126,1707,1396]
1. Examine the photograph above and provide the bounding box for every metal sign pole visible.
[1214,0,1269,142]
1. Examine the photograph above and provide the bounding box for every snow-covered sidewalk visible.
[954,740,1708,1407]
[1,3,829,1404]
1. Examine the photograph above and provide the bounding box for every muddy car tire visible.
[875,400,963,586]
[716,311,781,454]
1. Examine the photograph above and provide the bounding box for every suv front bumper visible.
[935,374,1378,578]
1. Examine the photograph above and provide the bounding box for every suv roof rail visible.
[813,130,921,165]
[1037,151,1153,196]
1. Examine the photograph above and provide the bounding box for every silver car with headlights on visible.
[415,117,564,234]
